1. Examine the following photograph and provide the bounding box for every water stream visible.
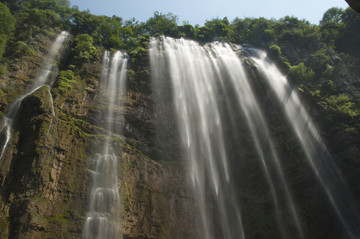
[150,37,300,239]
[150,36,359,238]
[83,50,128,239]
[250,49,360,238]
[0,31,68,160]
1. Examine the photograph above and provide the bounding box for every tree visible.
[73,34,96,62]
[144,12,179,37]
[335,7,360,59]
[309,49,331,74]
[200,17,232,42]
[0,2,15,74]
[14,8,61,40]
[231,17,275,47]
[320,7,344,25]
[0,2,15,58]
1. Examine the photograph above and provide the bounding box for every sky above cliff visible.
[69,0,349,25]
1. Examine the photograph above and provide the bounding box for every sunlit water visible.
[250,49,360,238]
[83,50,127,239]
[150,37,307,239]
[149,36,360,238]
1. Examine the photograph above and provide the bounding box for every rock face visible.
[0,32,197,239]
[0,85,87,238]
[120,152,196,239]
[0,31,359,239]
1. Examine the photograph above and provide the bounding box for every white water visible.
[0,31,68,160]
[251,50,360,238]
[149,36,360,238]
[150,37,307,239]
[83,50,127,239]
[45,88,56,141]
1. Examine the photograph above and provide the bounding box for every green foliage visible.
[335,8,360,58]
[320,7,344,25]
[13,8,61,41]
[70,11,134,49]
[288,62,315,82]
[326,94,359,117]
[144,12,179,37]
[127,34,149,63]
[73,34,96,62]
[9,40,36,57]
[309,49,331,74]
[55,70,75,94]
[0,1,359,125]
[200,17,232,41]
[276,16,321,47]
[231,17,276,47]
[319,8,345,45]
[0,2,15,60]
[0,63,7,75]
[177,23,197,39]
[268,44,281,57]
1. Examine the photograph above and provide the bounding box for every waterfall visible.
[45,88,56,141]
[250,49,360,238]
[150,37,242,238]
[150,37,300,239]
[83,50,128,239]
[0,31,68,160]
[150,36,359,238]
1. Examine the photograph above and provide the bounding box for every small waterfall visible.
[83,50,127,239]
[0,118,11,160]
[250,50,360,238]
[36,31,69,88]
[0,31,68,160]
[45,88,56,141]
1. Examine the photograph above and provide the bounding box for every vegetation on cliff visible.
[0,0,359,238]
[0,0,359,114]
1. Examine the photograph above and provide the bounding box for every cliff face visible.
[0,32,89,238]
[0,32,197,239]
[0,29,359,239]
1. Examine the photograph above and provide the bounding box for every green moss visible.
[35,147,42,155]
[58,112,95,142]
[0,220,10,228]
[50,213,68,223]
[30,195,50,206]
[31,213,48,223]
[0,64,7,75]
[56,70,75,95]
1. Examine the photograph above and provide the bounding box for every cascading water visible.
[0,31,68,160]
[150,37,302,239]
[83,50,128,239]
[150,36,360,239]
[150,37,244,239]
[250,50,360,238]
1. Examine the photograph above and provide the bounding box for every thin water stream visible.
[0,31,68,160]
[83,50,128,239]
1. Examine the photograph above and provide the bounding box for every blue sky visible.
[69,0,349,26]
